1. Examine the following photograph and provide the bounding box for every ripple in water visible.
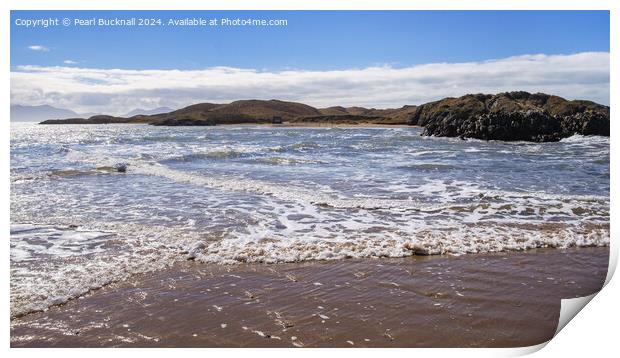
[10,123,610,317]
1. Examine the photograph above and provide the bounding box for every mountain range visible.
[10,105,83,122]
[122,107,175,117]
[10,105,175,122]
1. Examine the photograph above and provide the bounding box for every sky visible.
[10,10,610,114]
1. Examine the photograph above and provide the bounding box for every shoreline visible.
[11,246,609,348]
[28,121,417,129]
[270,122,414,128]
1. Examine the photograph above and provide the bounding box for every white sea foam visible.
[10,125,610,318]
[10,222,200,318]
[131,162,436,211]
[560,134,609,144]
[10,219,609,318]
[10,224,114,262]
[192,220,609,264]
[131,163,608,222]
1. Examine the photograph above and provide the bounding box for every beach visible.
[10,123,610,347]
[8,6,613,351]
[11,247,608,347]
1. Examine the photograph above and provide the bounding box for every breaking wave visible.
[10,124,610,318]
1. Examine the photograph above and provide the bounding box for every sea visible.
[10,123,610,317]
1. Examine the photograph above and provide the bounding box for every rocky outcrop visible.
[413,92,609,142]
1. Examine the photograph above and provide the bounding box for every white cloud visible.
[63,60,78,65]
[10,52,609,115]
[28,45,49,52]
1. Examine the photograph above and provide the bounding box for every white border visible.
[3,1,616,357]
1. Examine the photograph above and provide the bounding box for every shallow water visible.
[10,123,610,317]
[10,248,610,347]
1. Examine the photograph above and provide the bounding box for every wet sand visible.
[10,247,608,348]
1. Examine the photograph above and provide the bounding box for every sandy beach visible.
[10,125,609,348]
[271,122,414,128]
[9,7,612,352]
[11,247,608,348]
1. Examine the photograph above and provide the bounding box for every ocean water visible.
[10,123,610,317]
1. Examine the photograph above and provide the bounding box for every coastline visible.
[32,92,610,142]
[269,122,414,128]
[28,121,417,129]
[9,8,612,352]
[11,247,608,348]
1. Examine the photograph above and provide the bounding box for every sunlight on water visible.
[10,123,609,317]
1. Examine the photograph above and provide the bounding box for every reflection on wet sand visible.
[11,247,608,348]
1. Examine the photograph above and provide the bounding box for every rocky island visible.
[39,92,609,142]
[411,92,609,141]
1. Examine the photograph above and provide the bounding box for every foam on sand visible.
[10,223,200,318]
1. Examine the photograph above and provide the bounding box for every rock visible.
[114,163,128,173]
[403,242,430,256]
[413,92,609,142]
[187,241,206,260]
[560,110,610,136]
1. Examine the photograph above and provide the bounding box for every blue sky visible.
[11,10,609,70]
[10,10,610,113]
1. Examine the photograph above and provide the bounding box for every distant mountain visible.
[123,107,175,117]
[10,105,80,122]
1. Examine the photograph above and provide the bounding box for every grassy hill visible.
[40,99,416,125]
